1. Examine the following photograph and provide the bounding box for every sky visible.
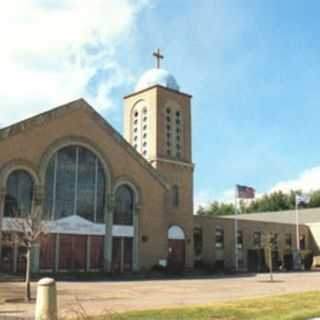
[1,0,320,209]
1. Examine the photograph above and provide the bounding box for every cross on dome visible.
[153,48,164,69]
[135,49,180,92]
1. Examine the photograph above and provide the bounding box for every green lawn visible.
[96,291,320,320]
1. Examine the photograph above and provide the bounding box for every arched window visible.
[44,146,106,222]
[114,185,134,225]
[172,185,179,207]
[165,105,182,159]
[4,170,34,217]
[131,101,148,158]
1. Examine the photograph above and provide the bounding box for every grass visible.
[92,291,320,320]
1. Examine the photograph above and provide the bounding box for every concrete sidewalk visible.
[0,272,319,318]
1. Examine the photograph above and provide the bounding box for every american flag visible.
[236,185,255,199]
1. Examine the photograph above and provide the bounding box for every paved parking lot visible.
[1,272,320,318]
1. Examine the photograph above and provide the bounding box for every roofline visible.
[0,98,84,135]
[0,98,87,143]
[195,206,320,225]
[194,214,306,226]
[0,98,170,190]
[219,206,320,218]
[123,84,192,99]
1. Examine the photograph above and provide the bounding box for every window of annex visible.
[285,233,292,249]
[215,225,224,249]
[4,170,34,217]
[44,145,106,223]
[237,230,244,249]
[253,231,261,248]
[194,226,203,257]
[300,234,306,250]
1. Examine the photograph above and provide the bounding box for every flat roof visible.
[219,207,320,225]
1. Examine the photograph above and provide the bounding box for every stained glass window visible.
[114,185,134,225]
[4,170,34,217]
[44,146,106,222]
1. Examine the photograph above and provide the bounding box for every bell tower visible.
[123,50,194,269]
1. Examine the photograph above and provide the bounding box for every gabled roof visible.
[0,98,169,189]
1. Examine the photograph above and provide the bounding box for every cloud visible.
[270,166,320,194]
[195,165,320,210]
[194,188,235,211]
[0,0,151,127]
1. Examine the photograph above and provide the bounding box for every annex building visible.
[1,54,320,274]
[195,208,320,272]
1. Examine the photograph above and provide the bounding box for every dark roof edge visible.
[194,215,298,226]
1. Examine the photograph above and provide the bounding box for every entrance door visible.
[168,226,186,273]
[90,236,104,270]
[59,234,87,270]
[40,234,56,271]
[112,237,133,272]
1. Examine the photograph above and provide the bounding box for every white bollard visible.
[35,278,57,320]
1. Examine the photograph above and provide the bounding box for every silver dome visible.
[135,68,180,92]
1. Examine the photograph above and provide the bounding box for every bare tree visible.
[6,206,48,302]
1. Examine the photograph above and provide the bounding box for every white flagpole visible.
[234,186,238,272]
[295,195,300,251]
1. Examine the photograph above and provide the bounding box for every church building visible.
[0,51,195,273]
[1,51,319,275]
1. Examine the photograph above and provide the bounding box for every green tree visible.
[197,189,320,216]
[196,201,235,216]
[309,190,320,207]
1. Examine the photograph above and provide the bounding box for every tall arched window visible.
[131,100,148,158]
[44,146,106,222]
[114,185,134,225]
[165,105,183,159]
[4,170,34,217]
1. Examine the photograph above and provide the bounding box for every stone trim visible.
[0,188,6,201]
[168,223,188,241]
[112,176,143,206]
[0,159,41,189]
[150,157,195,169]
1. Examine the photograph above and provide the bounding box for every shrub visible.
[213,260,224,273]
[299,250,314,270]
[283,251,294,271]
[150,264,167,273]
